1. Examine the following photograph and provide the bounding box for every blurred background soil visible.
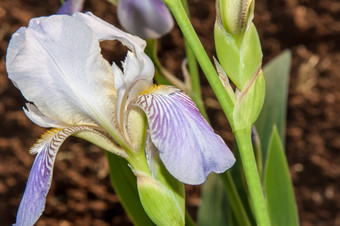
[0,0,339,225]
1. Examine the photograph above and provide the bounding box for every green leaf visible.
[106,152,155,226]
[255,50,291,163]
[198,174,230,226]
[264,127,299,226]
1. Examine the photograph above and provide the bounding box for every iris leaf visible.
[255,50,291,163]
[263,127,299,226]
[106,152,155,226]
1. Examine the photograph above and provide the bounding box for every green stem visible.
[181,0,209,121]
[185,210,196,226]
[165,1,270,225]
[235,128,270,226]
[220,172,251,226]
[252,126,263,180]
[164,0,235,128]
[145,39,171,85]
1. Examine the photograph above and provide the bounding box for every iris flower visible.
[6,12,235,225]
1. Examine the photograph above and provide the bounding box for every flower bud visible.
[214,20,262,90]
[117,0,174,39]
[135,170,185,226]
[217,0,255,38]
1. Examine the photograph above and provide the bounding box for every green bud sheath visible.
[135,171,185,226]
[214,21,262,90]
[233,69,265,131]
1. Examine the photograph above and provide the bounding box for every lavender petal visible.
[133,86,236,185]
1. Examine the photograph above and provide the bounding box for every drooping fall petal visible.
[133,86,235,184]
[15,126,105,225]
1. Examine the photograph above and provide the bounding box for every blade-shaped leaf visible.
[264,127,299,226]
[198,173,230,226]
[106,152,155,226]
[255,50,291,162]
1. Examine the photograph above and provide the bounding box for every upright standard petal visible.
[133,86,236,185]
[72,12,155,126]
[117,0,174,39]
[72,12,146,52]
[6,15,116,129]
[72,12,154,83]
[15,126,95,225]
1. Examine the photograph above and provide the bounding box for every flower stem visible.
[164,0,235,128]
[185,210,196,226]
[181,0,209,121]
[234,128,271,226]
[164,1,271,225]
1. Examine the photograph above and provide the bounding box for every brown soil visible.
[0,0,339,225]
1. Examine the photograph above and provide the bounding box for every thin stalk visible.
[220,172,251,226]
[164,1,270,225]
[185,210,196,226]
[181,0,209,120]
[164,0,235,128]
[234,128,271,226]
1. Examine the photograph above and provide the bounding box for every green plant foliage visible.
[264,127,299,226]
[214,22,262,90]
[198,174,230,226]
[233,71,265,131]
[106,152,155,226]
[255,50,291,162]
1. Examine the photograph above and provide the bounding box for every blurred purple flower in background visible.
[117,0,174,39]
[57,0,85,15]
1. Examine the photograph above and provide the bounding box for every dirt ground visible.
[0,0,339,225]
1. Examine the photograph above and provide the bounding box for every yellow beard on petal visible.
[29,128,62,154]
[141,84,175,95]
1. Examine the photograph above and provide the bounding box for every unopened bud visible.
[135,170,185,226]
[217,0,254,38]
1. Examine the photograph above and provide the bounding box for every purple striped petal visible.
[15,126,97,225]
[133,86,235,185]
[117,0,174,39]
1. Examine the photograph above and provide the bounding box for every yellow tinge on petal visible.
[29,128,62,154]
[141,84,174,95]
